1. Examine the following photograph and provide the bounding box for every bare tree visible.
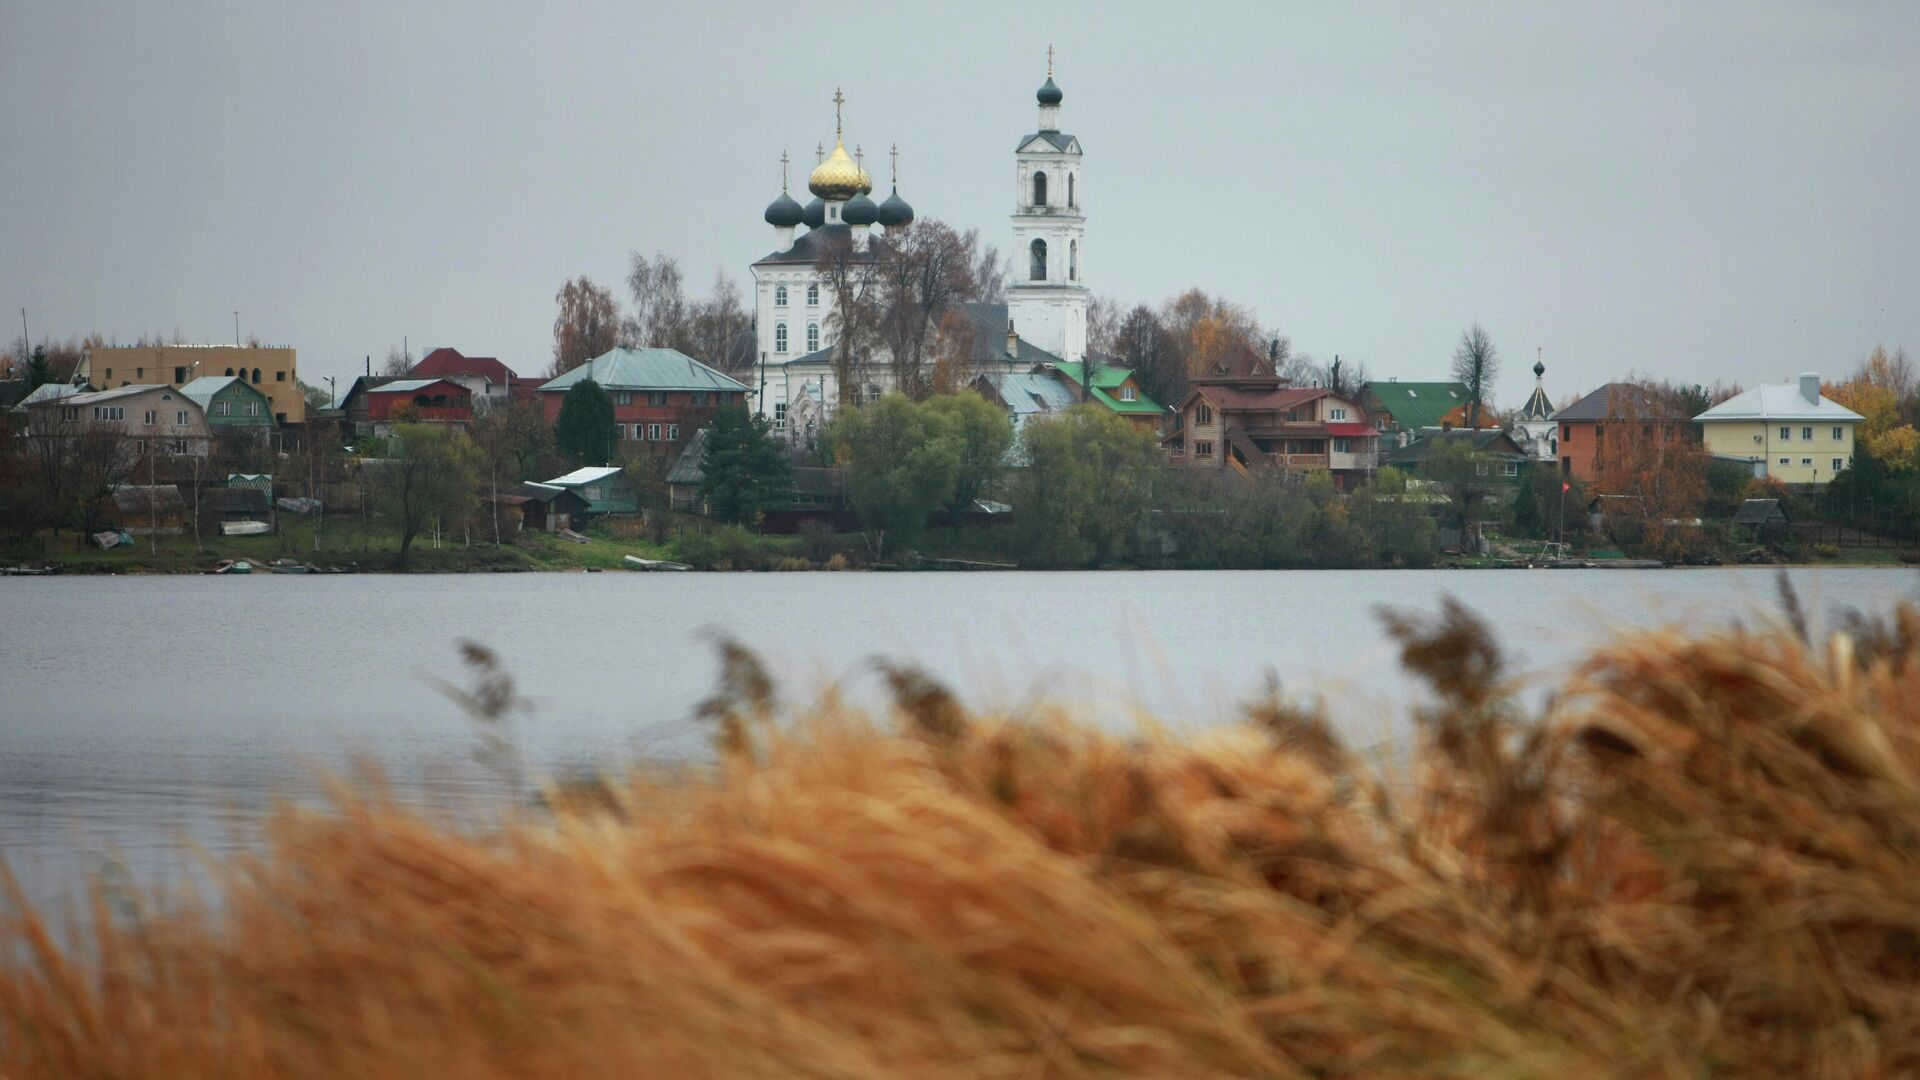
[1115,305,1182,407]
[1450,323,1500,428]
[682,272,754,374]
[815,231,881,410]
[1085,294,1122,358]
[956,228,1005,304]
[1324,356,1371,399]
[381,345,413,376]
[624,252,687,349]
[551,276,623,377]
[874,220,975,399]
[929,309,978,396]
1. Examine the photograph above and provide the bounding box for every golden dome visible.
[809,138,868,201]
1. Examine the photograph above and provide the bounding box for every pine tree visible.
[554,380,615,466]
[698,406,792,527]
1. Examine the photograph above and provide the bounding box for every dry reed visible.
[4,585,1919,1078]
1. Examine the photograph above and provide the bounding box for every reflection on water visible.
[2,568,1913,908]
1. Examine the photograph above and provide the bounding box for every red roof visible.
[410,348,517,387]
[1326,423,1376,436]
[1192,385,1326,412]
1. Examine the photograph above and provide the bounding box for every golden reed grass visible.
[4,587,1919,1078]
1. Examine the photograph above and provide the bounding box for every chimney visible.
[1799,372,1820,406]
[1006,320,1018,359]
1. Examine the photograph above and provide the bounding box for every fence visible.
[1790,518,1918,549]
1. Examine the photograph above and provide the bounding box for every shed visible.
[542,466,635,516]
[508,482,590,533]
[110,485,188,535]
[201,486,275,526]
[1733,499,1789,529]
[666,429,711,512]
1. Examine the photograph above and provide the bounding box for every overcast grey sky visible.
[4,1,1915,406]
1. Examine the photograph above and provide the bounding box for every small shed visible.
[542,466,635,516]
[1733,498,1790,539]
[110,485,188,535]
[666,429,710,513]
[202,485,275,526]
[507,482,590,533]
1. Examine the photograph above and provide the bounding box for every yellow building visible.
[81,345,303,425]
[1694,372,1862,485]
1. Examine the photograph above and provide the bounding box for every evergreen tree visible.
[26,346,50,391]
[698,406,792,527]
[554,380,615,466]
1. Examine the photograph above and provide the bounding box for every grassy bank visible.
[4,590,1918,1076]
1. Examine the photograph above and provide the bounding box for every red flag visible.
[1561,482,1571,493]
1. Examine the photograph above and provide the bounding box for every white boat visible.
[623,555,692,572]
[219,520,272,537]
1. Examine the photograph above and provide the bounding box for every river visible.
[2,567,1914,909]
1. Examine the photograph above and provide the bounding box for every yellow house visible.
[81,345,303,425]
[1694,372,1862,485]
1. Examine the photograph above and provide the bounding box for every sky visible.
[3,1,1916,408]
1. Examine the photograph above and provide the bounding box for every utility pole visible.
[233,311,241,347]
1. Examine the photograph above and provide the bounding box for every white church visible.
[748,61,1090,429]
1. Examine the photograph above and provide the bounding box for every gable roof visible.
[111,485,187,515]
[1517,381,1555,422]
[1733,498,1789,525]
[545,466,623,487]
[961,302,1065,367]
[1386,427,1529,466]
[410,348,516,386]
[1694,382,1864,423]
[179,375,266,409]
[33,384,174,408]
[538,349,750,394]
[1018,131,1079,153]
[1362,381,1475,430]
[1045,362,1164,415]
[13,382,85,411]
[974,370,1078,424]
[1550,383,1685,422]
[1192,343,1277,382]
[752,222,890,267]
[366,378,467,396]
[1185,384,1327,414]
[665,428,711,486]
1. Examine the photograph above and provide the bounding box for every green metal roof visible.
[1050,362,1164,415]
[1362,381,1470,431]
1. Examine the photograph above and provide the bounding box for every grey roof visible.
[179,375,261,409]
[201,486,271,516]
[367,379,451,394]
[515,481,583,505]
[961,302,1065,366]
[1694,380,1864,423]
[1517,380,1555,422]
[665,427,710,486]
[111,485,187,515]
[752,222,887,267]
[975,370,1077,429]
[33,384,172,407]
[13,382,84,411]
[1733,498,1789,525]
[1018,131,1078,152]
[537,349,749,394]
[1550,383,1684,422]
[1386,427,1529,466]
[545,466,623,487]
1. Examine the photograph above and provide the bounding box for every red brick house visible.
[536,348,752,457]
[339,377,473,434]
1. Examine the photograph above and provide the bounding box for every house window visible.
[1832,426,1844,440]
[1833,457,1845,472]
[214,401,230,416]
[1561,423,1571,440]
[614,390,632,406]
[1032,170,1047,207]
[1780,426,1791,440]
[775,323,788,352]
[1330,407,1346,420]
[1120,386,1135,402]
[1802,426,1813,440]
[224,367,233,376]
[174,366,188,382]
[648,391,667,406]
[1069,240,1078,281]
[137,367,144,378]
[105,369,113,380]
[613,424,626,440]
[1194,440,1215,458]
[667,424,679,441]
[176,411,188,425]
[1475,461,1489,476]
[1779,457,1791,466]
[244,401,258,415]
[1196,403,1213,425]
[1068,173,1076,207]
[1502,461,1519,477]
[252,368,262,384]
[647,423,662,441]
[692,391,709,406]
[1801,458,1812,467]
[144,410,157,424]
[1333,437,1351,454]
[806,322,819,351]
[806,283,819,305]
[774,402,787,429]
[1029,238,1047,281]
[276,371,286,382]
[775,285,788,307]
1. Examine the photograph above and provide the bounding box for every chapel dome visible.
[1037,76,1063,105]
[764,192,803,227]
[802,197,826,228]
[876,188,914,227]
[842,192,880,226]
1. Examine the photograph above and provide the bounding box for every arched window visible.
[806,283,819,305]
[775,323,788,352]
[806,322,819,352]
[251,368,261,384]
[1069,240,1078,281]
[1029,238,1047,281]
[1068,173,1076,208]
[774,285,788,307]
[225,367,234,376]
[413,395,431,407]
[432,395,447,406]
[1032,171,1047,208]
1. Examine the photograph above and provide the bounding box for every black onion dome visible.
[802,197,826,229]
[1037,77,1063,105]
[842,192,880,226]
[764,192,803,227]
[1533,360,1546,378]
[876,188,914,227]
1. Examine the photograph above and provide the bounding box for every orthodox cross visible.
[780,150,789,193]
[832,87,845,137]
[889,143,899,185]
[1047,44,1054,76]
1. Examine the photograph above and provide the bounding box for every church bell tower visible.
[1005,48,1088,364]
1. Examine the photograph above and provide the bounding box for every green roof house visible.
[180,375,275,430]
[1360,380,1497,442]
[1042,361,1166,432]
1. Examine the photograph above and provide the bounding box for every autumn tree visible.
[1450,323,1500,428]
[815,230,881,410]
[472,398,555,542]
[551,276,622,376]
[1591,386,1708,559]
[374,423,482,565]
[928,310,978,397]
[874,219,976,399]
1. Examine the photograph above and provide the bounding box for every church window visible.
[1068,173,1076,207]
[775,323,788,352]
[806,322,819,351]
[252,368,262,384]
[1032,171,1047,208]
[806,283,819,305]
[775,285,787,307]
[1029,239,1047,281]
[1069,240,1078,281]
